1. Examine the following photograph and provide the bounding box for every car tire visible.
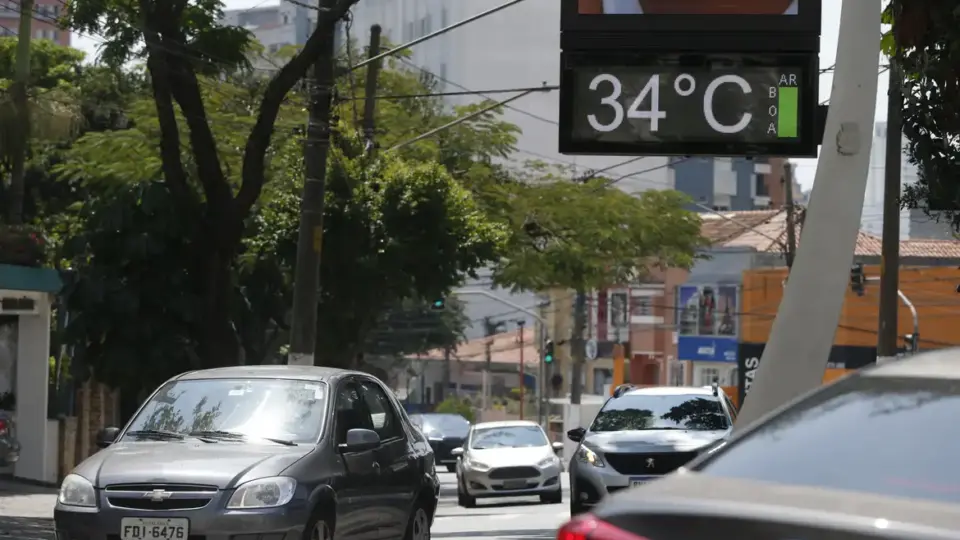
[457,478,476,508]
[403,499,433,540]
[446,464,457,473]
[303,509,334,540]
[569,483,586,516]
[540,488,562,504]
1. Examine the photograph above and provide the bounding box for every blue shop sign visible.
[678,336,738,363]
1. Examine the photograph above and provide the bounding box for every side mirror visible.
[450,447,464,457]
[338,428,381,453]
[566,427,586,443]
[96,427,120,448]
[552,441,564,453]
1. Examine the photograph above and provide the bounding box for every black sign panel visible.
[561,0,821,36]
[736,342,764,406]
[560,51,817,157]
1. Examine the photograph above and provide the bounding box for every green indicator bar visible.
[778,86,799,138]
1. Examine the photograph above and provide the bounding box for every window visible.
[712,205,730,211]
[335,381,371,443]
[697,367,720,386]
[696,376,960,504]
[593,368,612,395]
[633,296,653,316]
[610,292,628,328]
[669,362,685,386]
[591,393,729,432]
[754,173,769,197]
[470,425,548,449]
[728,368,738,387]
[358,379,402,441]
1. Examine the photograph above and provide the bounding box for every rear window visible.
[591,394,729,432]
[697,376,960,503]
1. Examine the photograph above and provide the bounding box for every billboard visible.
[677,284,738,337]
[562,0,821,34]
[677,336,737,363]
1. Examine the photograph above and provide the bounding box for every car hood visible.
[73,441,312,489]
[467,446,555,467]
[584,429,728,454]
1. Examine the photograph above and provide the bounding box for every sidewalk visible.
[0,478,56,540]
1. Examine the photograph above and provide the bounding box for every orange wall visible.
[741,266,960,350]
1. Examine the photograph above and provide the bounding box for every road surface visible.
[0,474,569,540]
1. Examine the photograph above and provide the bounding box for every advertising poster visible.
[677,286,700,336]
[717,285,738,336]
[698,286,717,336]
[577,0,798,15]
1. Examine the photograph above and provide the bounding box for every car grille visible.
[104,483,217,511]
[603,451,698,476]
[429,437,464,460]
[488,466,540,479]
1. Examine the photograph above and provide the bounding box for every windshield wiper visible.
[189,430,297,446]
[126,429,186,440]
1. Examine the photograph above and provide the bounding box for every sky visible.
[71,1,885,192]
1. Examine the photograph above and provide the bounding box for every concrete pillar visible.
[14,294,52,483]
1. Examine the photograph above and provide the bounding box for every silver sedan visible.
[453,420,564,507]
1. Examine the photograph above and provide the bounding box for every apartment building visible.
[0,0,70,46]
[221,1,321,71]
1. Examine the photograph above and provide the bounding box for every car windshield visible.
[124,378,328,445]
[470,425,547,449]
[418,414,470,436]
[695,376,960,504]
[591,394,729,432]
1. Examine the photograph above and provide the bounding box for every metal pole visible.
[878,60,904,364]
[783,161,798,269]
[288,0,338,366]
[736,0,880,427]
[518,320,525,420]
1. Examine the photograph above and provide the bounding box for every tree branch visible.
[235,0,358,216]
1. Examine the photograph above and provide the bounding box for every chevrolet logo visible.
[645,458,655,468]
[144,489,173,502]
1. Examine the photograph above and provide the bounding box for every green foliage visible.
[493,170,707,292]
[434,396,475,423]
[885,0,960,226]
[367,297,468,358]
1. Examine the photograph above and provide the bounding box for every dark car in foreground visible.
[567,384,734,515]
[557,349,960,539]
[55,366,439,540]
[409,413,470,472]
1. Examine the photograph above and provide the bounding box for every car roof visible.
[174,365,352,383]
[620,386,716,397]
[472,420,541,429]
[863,347,960,380]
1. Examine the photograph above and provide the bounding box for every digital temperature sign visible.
[559,52,818,157]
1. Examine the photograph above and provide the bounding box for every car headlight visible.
[58,474,96,508]
[576,446,605,468]
[463,457,490,472]
[538,456,560,468]
[226,477,297,509]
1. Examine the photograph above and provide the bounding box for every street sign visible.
[559,51,817,157]
[585,339,598,361]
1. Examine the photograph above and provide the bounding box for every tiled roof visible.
[421,327,539,365]
[708,209,960,258]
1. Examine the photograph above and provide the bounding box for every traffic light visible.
[430,298,445,311]
[904,333,920,353]
[850,263,865,296]
[543,340,555,364]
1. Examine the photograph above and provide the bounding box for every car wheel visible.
[304,511,333,540]
[446,464,456,473]
[404,501,432,540]
[457,478,476,508]
[569,483,586,515]
[540,488,563,504]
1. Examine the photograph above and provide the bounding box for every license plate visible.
[120,518,189,540]
[502,480,527,489]
[630,477,650,487]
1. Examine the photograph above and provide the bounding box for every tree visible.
[493,173,707,401]
[885,0,960,224]
[366,297,468,359]
[65,0,360,364]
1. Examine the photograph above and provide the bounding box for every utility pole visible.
[288,0,338,366]
[517,319,526,420]
[783,161,798,269]
[7,0,35,224]
[361,25,382,156]
[482,317,504,411]
[570,290,587,405]
[878,60,904,364]
[441,346,451,402]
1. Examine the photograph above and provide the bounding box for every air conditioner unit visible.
[0,296,38,315]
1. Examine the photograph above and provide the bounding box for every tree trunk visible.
[195,248,241,367]
[7,0,34,225]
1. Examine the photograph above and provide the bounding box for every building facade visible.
[0,0,70,46]
[221,1,319,71]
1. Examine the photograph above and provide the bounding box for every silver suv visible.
[567,384,736,515]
